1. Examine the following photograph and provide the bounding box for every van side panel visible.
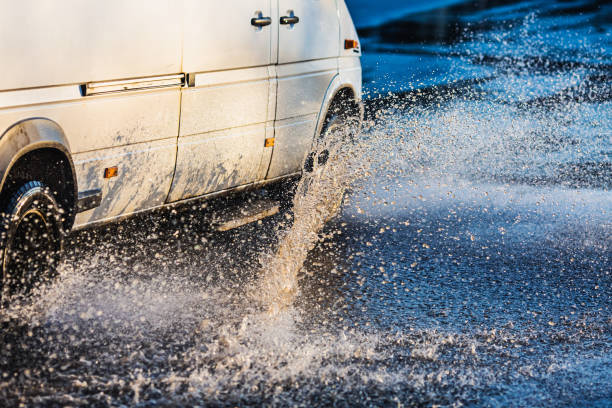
[182,0,272,73]
[0,88,181,227]
[168,0,273,202]
[277,0,340,65]
[0,1,183,226]
[0,90,181,154]
[72,137,177,228]
[0,0,181,91]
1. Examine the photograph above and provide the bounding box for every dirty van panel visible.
[72,138,177,228]
[0,0,181,91]
[0,85,181,226]
[168,1,273,202]
[0,1,183,224]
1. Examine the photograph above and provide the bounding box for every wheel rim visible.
[3,209,56,297]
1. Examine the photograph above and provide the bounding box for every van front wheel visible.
[1,181,64,302]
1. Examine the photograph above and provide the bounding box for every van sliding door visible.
[167,0,275,202]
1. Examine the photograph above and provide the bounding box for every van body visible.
[0,1,361,297]
[0,0,361,229]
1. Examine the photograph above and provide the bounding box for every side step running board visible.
[213,199,280,232]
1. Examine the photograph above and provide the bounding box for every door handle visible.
[251,17,272,27]
[280,15,300,25]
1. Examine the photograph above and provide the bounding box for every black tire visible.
[304,112,358,172]
[304,115,338,173]
[0,181,64,302]
[298,113,358,221]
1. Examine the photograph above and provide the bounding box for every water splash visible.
[255,121,372,313]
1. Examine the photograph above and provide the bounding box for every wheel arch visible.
[313,78,363,145]
[0,118,77,230]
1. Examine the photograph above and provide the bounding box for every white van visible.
[0,0,362,299]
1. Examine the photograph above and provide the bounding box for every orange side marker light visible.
[344,39,359,50]
[264,138,275,147]
[104,166,118,179]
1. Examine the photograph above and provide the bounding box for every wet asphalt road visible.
[1,0,611,406]
[0,175,609,406]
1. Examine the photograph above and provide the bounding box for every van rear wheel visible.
[1,181,63,303]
